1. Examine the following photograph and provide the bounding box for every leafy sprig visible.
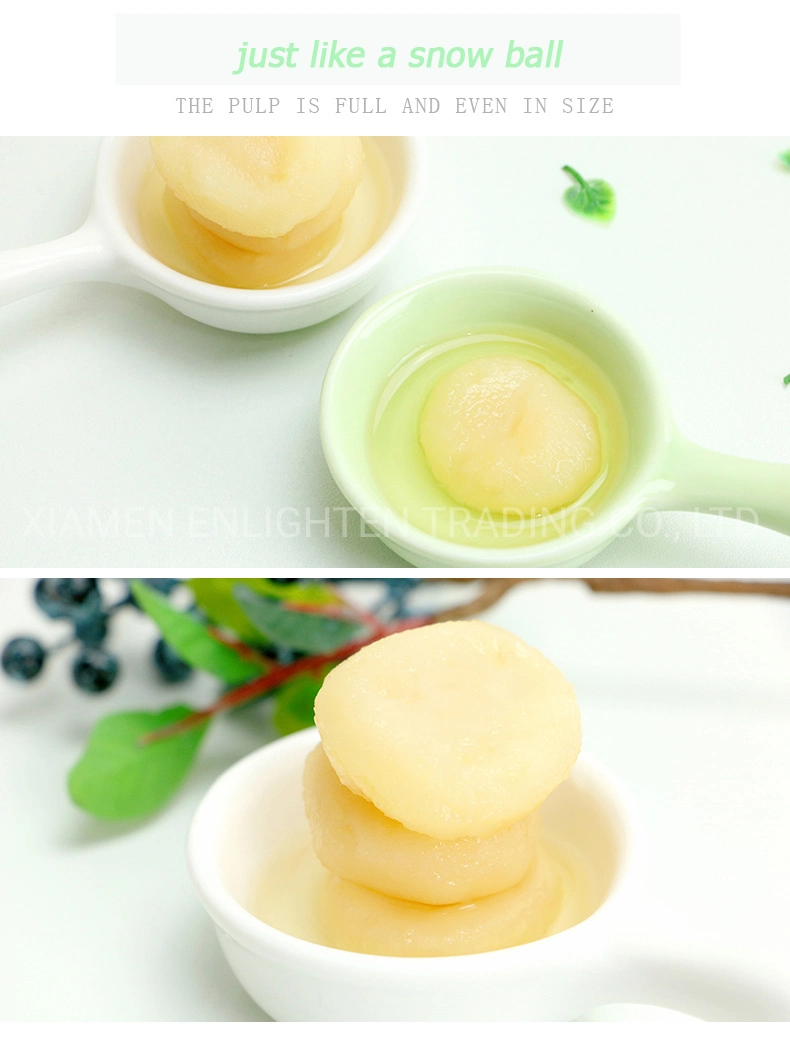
[62,579,514,822]
[129,581,261,685]
[233,584,362,653]
[561,165,616,222]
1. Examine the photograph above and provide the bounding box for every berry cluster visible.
[1,579,191,694]
[1,578,424,697]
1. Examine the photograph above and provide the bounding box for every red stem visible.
[285,585,384,633]
[141,615,431,744]
[206,627,276,670]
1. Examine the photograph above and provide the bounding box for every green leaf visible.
[272,674,325,735]
[233,585,362,654]
[186,579,269,642]
[130,581,261,685]
[784,374,790,386]
[562,165,616,222]
[68,706,208,819]
[187,578,339,643]
[259,580,339,606]
[778,151,790,169]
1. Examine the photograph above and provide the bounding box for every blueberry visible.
[2,637,46,681]
[74,612,109,646]
[35,579,101,619]
[153,638,192,684]
[72,647,119,694]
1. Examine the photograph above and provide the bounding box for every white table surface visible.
[1,577,789,1020]
[1,137,789,568]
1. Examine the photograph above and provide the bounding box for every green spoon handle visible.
[649,435,790,536]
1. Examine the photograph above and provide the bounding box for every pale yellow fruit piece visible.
[419,355,602,514]
[189,140,364,251]
[149,136,363,238]
[314,620,581,840]
[320,847,562,957]
[160,187,340,289]
[303,744,541,905]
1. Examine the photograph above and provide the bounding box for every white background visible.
[1,578,789,1019]
[1,136,789,567]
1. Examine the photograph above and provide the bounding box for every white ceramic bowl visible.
[0,137,421,333]
[187,729,790,1021]
[188,728,642,1021]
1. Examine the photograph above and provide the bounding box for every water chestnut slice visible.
[303,744,541,905]
[160,187,341,288]
[314,621,581,840]
[419,355,602,514]
[150,136,363,238]
[320,847,562,957]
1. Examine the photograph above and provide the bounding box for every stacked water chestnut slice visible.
[147,136,364,287]
[304,620,582,957]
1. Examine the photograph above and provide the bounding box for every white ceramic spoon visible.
[0,137,420,333]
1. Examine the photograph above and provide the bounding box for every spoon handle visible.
[648,434,790,536]
[0,220,114,308]
[569,935,790,1021]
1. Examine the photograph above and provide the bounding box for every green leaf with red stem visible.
[130,581,262,685]
[187,578,339,643]
[141,617,432,744]
[233,584,363,654]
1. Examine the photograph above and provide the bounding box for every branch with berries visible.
[1,578,191,690]
[2,578,511,822]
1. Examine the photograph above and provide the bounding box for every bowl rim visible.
[94,135,424,310]
[319,266,673,566]
[187,727,642,975]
